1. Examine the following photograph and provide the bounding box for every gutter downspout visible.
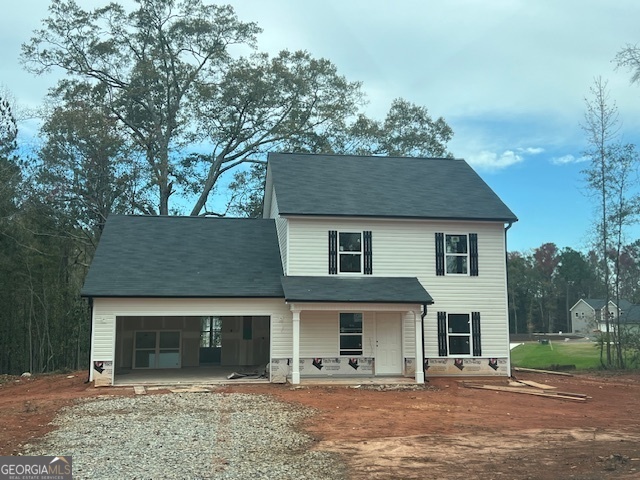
[422,303,428,382]
[85,297,93,384]
[504,221,513,377]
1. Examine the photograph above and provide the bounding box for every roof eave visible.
[283,298,434,305]
[279,212,518,223]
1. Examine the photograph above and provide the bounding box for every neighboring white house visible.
[82,153,518,385]
[569,298,633,334]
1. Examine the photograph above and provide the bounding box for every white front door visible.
[375,313,402,375]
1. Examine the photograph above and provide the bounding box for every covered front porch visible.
[278,276,434,384]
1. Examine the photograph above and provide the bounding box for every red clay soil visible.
[2,372,640,479]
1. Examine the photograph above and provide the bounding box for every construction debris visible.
[516,379,557,390]
[513,367,573,376]
[462,382,588,402]
[170,386,211,393]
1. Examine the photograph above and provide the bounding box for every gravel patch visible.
[24,392,347,479]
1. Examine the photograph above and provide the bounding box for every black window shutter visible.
[469,233,479,276]
[328,230,337,274]
[437,311,448,356]
[435,232,445,276]
[472,311,481,356]
[363,230,372,275]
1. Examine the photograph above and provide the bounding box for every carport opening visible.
[114,315,270,378]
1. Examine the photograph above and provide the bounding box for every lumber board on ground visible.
[462,383,586,401]
[513,367,573,376]
[517,379,557,390]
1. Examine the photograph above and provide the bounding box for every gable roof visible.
[280,276,433,304]
[82,215,284,298]
[572,298,633,312]
[267,153,518,222]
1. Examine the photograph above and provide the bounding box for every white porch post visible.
[292,309,301,384]
[414,309,425,384]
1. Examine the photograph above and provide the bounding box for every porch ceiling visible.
[280,276,433,304]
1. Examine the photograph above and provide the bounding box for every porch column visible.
[414,309,425,384]
[292,309,301,384]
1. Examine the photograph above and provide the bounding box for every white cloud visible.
[551,154,589,165]
[519,147,545,155]
[467,150,523,170]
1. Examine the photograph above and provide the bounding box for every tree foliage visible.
[22,0,261,215]
[22,0,455,217]
[37,82,146,232]
[580,77,640,367]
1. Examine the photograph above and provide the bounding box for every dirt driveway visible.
[2,371,639,479]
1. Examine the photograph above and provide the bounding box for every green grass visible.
[511,341,602,370]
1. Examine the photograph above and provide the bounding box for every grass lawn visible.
[511,341,602,370]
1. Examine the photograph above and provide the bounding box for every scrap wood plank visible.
[462,383,586,401]
[513,367,573,376]
[509,380,527,387]
[517,379,557,390]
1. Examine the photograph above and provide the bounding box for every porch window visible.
[339,313,363,355]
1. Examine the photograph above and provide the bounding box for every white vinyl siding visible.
[402,311,416,357]
[92,314,116,360]
[299,311,375,357]
[269,188,288,274]
[287,217,509,358]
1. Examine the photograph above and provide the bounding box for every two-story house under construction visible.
[82,153,518,386]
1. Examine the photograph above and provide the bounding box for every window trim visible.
[436,232,478,276]
[338,231,363,274]
[447,313,472,356]
[339,312,363,356]
[444,233,470,276]
[437,311,481,357]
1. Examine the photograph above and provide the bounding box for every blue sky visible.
[2,0,640,252]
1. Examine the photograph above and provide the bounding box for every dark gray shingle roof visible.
[280,276,433,304]
[268,153,518,222]
[82,215,284,298]
[620,305,640,323]
[582,298,633,311]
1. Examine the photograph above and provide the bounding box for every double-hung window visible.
[339,232,362,273]
[446,235,468,275]
[437,311,481,357]
[435,232,478,276]
[329,230,372,274]
[339,313,363,355]
[447,314,471,355]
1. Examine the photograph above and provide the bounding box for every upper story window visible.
[339,232,362,273]
[329,230,372,275]
[435,232,478,276]
[446,235,468,275]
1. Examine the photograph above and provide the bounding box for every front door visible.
[375,313,402,375]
